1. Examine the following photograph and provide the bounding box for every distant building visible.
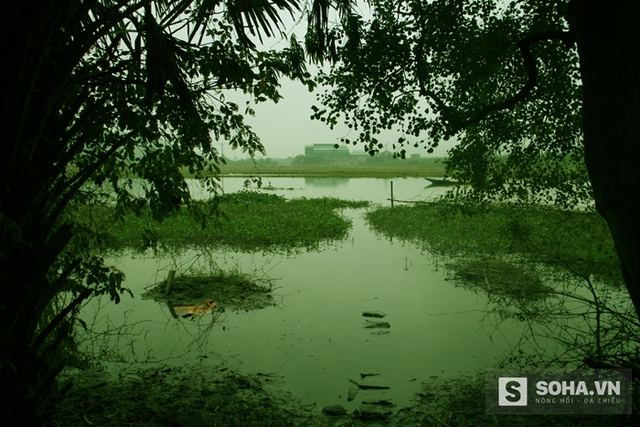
[304,143,350,158]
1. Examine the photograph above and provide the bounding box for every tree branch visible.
[31,287,93,352]
[414,1,463,129]
[456,30,576,130]
[43,138,130,238]
[414,11,576,135]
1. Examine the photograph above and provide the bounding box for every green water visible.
[81,178,538,410]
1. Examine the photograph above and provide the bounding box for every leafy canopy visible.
[65,2,317,222]
[20,0,338,306]
[312,0,589,207]
[0,1,360,421]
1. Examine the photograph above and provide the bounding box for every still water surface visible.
[86,177,530,409]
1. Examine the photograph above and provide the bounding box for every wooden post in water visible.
[165,270,176,296]
[390,181,394,208]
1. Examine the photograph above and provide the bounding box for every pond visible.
[83,177,537,410]
[189,175,449,204]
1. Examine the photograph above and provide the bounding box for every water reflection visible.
[81,205,533,410]
[206,176,449,204]
[304,177,350,188]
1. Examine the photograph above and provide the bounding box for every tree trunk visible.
[570,0,640,322]
[0,2,76,424]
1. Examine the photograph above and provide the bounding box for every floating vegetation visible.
[366,200,640,371]
[87,192,369,253]
[366,201,622,288]
[141,271,275,311]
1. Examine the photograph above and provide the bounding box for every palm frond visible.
[226,0,300,45]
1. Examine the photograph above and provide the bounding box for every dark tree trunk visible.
[0,2,78,424]
[570,0,640,322]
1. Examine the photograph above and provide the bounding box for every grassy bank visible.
[366,201,621,286]
[89,192,368,253]
[55,365,637,427]
[182,157,447,178]
[401,373,637,427]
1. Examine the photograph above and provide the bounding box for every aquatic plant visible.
[366,201,638,371]
[95,193,369,253]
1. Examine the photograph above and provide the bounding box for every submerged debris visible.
[349,378,391,390]
[363,320,391,329]
[362,310,387,318]
[359,372,380,379]
[362,399,395,407]
[170,299,218,318]
[322,404,347,416]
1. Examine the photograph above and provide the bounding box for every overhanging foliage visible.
[0,0,354,423]
[313,0,590,207]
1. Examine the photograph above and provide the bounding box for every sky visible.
[215,6,455,161]
[222,76,352,159]
[222,76,455,160]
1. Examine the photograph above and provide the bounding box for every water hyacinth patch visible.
[365,201,621,288]
[90,191,369,253]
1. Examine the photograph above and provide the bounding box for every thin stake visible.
[390,181,394,208]
[165,270,176,295]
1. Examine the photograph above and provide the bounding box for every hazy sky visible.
[223,76,454,160]
[217,8,454,161]
[163,3,454,161]
[223,76,351,159]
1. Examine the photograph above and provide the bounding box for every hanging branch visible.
[414,4,576,134]
[456,30,576,131]
[32,287,93,352]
